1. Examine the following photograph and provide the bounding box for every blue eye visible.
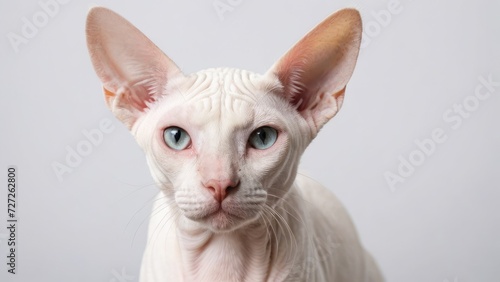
[249,126,278,150]
[164,127,191,150]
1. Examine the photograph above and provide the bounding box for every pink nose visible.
[204,179,239,203]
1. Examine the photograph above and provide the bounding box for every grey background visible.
[1,0,499,281]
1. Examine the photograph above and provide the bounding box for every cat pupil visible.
[258,130,267,143]
[172,130,181,143]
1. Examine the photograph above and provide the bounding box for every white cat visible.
[86,7,383,282]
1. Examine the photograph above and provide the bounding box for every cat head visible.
[86,7,361,232]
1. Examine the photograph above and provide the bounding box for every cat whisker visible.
[259,210,279,251]
[114,177,166,245]
[257,211,271,241]
[151,196,177,234]
[112,180,158,202]
[266,192,319,271]
[130,195,172,247]
[161,208,182,246]
[146,203,170,249]
[151,205,180,251]
[110,181,160,238]
[266,193,306,227]
[123,193,164,237]
[262,205,298,266]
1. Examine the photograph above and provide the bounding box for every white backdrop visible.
[1,0,499,281]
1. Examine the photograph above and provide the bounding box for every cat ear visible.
[266,8,362,136]
[86,7,184,129]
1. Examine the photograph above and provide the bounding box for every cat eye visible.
[163,126,191,150]
[249,126,278,150]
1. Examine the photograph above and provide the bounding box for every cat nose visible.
[204,179,239,203]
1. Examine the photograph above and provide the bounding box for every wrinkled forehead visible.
[155,68,282,127]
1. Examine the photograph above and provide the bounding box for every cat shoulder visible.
[294,173,344,209]
[294,173,356,231]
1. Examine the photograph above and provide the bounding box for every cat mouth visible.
[202,207,243,231]
[178,198,264,232]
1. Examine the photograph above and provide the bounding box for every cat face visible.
[86,7,362,232]
[133,68,309,231]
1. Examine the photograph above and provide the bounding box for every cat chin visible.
[188,210,259,233]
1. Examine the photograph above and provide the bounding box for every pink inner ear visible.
[274,51,309,110]
[274,45,331,112]
[86,7,185,128]
[268,8,362,117]
[104,86,152,112]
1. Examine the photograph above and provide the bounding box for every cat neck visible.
[175,187,306,281]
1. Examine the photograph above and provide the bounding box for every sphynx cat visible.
[86,6,383,282]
